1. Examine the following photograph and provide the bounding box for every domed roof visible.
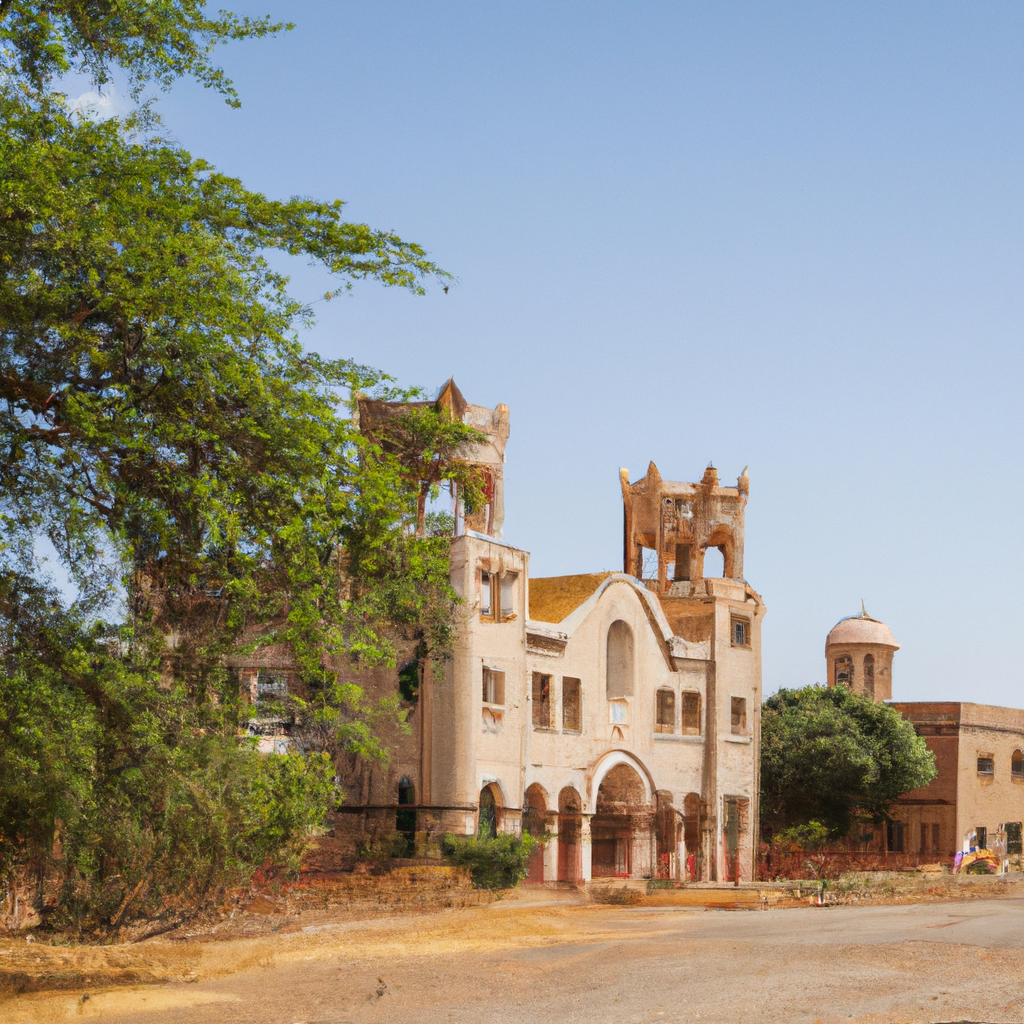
[826,608,900,649]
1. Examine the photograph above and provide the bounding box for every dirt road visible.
[8,892,1024,1023]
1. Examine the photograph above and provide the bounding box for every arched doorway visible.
[592,762,653,878]
[396,776,415,856]
[523,783,548,883]
[478,784,500,838]
[557,787,582,883]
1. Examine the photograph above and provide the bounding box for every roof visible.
[827,613,900,649]
[528,573,615,624]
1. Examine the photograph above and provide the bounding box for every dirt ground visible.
[5,879,1024,1024]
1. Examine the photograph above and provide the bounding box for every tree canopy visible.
[760,685,937,842]
[0,1,474,935]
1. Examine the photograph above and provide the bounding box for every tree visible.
[760,685,937,843]
[0,2,462,934]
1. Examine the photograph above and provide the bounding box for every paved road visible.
[17,897,1024,1023]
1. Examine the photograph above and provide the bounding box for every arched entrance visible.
[557,787,582,883]
[478,783,501,838]
[523,783,549,883]
[592,762,654,878]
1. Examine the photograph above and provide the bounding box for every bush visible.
[440,832,539,890]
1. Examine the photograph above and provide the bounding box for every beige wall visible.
[440,533,765,883]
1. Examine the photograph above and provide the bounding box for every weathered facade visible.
[238,384,766,883]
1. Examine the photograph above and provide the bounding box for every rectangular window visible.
[887,820,905,853]
[920,823,928,854]
[730,696,747,735]
[932,823,941,854]
[1006,821,1022,856]
[731,617,749,647]
[500,572,517,619]
[656,690,675,733]
[482,667,505,706]
[976,826,988,850]
[978,756,994,776]
[479,570,493,617]
[562,677,582,732]
[681,692,701,735]
[532,672,551,728]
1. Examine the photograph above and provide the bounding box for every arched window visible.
[396,777,415,855]
[835,655,853,688]
[1013,750,1024,779]
[863,654,875,699]
[606,620,635,698]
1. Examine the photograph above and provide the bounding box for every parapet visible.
[620,462,749,590]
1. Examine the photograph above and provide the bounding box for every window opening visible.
[396,777,416,856]
[932,823,940,854]
[863,653,875,700]
[479,570,493,617]
[656,690,675,733]
[482,666,505,706]
[606,620,635,698]
[532,672,552,728]
[702,545,724,578]
[500,572,517,619]
[731,617,749,647]
[730,696,747,735]
[834,656,853,688]
[673,543,691,581]
[887,820,905,853]
[976,826,988,850]
[1013,750,1024,779]
[562,677,581,732]
[398,660,420,703]
[978,756,994,776]
[681,692,700,734]
[1006,822,1022,856]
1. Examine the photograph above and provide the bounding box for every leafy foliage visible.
[0,2,468,934]
[760,685,937,842]
[441,833,539,890]
[0,0,290,104]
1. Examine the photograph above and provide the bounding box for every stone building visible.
[825,613,1024,867]
[260,382,765,883]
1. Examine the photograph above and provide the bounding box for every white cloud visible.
[67,85,126,119]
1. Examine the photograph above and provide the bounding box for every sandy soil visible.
[5,882,1024,1023]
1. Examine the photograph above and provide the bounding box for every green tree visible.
[0,2,468,934]
[760,685,937,842]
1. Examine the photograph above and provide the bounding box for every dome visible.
[826,612,900,649]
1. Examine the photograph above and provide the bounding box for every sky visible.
[87,2,1024,705]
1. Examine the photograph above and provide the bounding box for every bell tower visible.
[620,462,749,590]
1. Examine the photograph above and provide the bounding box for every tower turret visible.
[825,605,900,701]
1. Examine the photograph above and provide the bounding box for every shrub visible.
[440,832,539,889]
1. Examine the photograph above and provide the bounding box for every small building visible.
[825,613,1024,867]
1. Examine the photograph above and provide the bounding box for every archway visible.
[557,787,582,883]
[523,783,549,883]
[478,783,501,838]
[591,762,653,878]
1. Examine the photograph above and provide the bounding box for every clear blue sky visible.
[114,2,1024,705]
